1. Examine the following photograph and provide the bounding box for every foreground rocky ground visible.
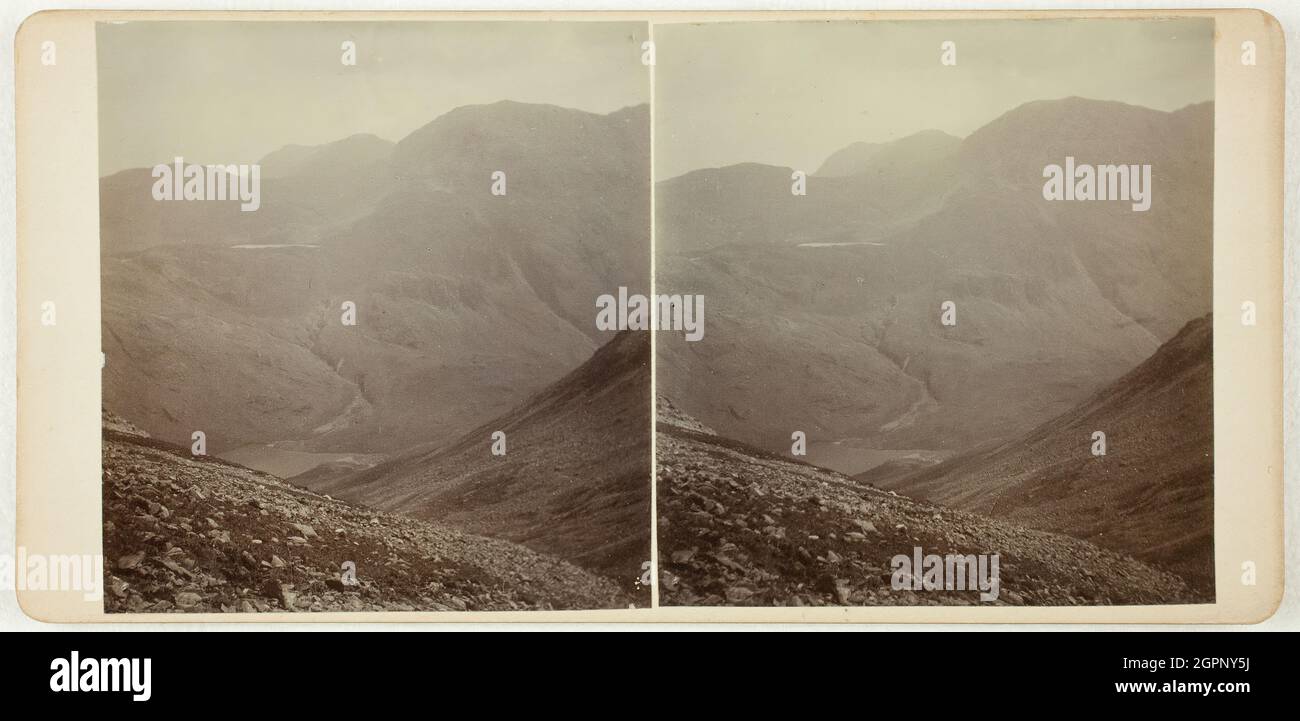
[103,424,630,613]
[657,424,1198,607]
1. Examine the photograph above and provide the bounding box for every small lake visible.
[219,444,381,479]
[805,440,949,477]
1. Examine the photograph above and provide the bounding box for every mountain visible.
[101,102,649,458]
[814,129,960,178]
[655,98,1212,466]
[871,314,1213,593]
[99,134,397,256]
[316,331,651,593]
[258,133,394,180]
[656,405,1197,606]
[102,416,628,612]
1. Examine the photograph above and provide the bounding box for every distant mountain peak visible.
[966,95,1207,144]
[401,99,635,139]
[815,129,961,177]
[259,133,395,179]
[390,99,650,185]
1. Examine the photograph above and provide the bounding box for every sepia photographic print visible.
[2,10,1270,625]
[97,20,653,612]
[654,19,1215,607]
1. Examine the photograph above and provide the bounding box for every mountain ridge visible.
[101,99,649,458]
[655,95,1211,462]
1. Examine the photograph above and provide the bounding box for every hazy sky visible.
[97,21,649,175]
[654,19,1215,180]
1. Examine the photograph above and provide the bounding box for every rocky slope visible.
[657,416,1196,607]
[877,314,1213,595]
[102,420,629,613]
[322,331,651,597]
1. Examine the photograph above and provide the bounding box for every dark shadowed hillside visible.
[874,314,1213,594]
[318,331,651,595]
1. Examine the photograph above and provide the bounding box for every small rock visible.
[175,591,202,609]
[853,519,878,534]
[833,579,853,605]
[725,586,755,604]
[660,572,680,592]
[159,557,195,578]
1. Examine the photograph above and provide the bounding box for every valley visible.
[656,410,1197,607]
[877,314,1215,595]
[101,100,654,600]
[218,443,384,480]
[655,96,1214,599]
[656,98,1211,459]
[102,100,650,458]
[323,331,652,595]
